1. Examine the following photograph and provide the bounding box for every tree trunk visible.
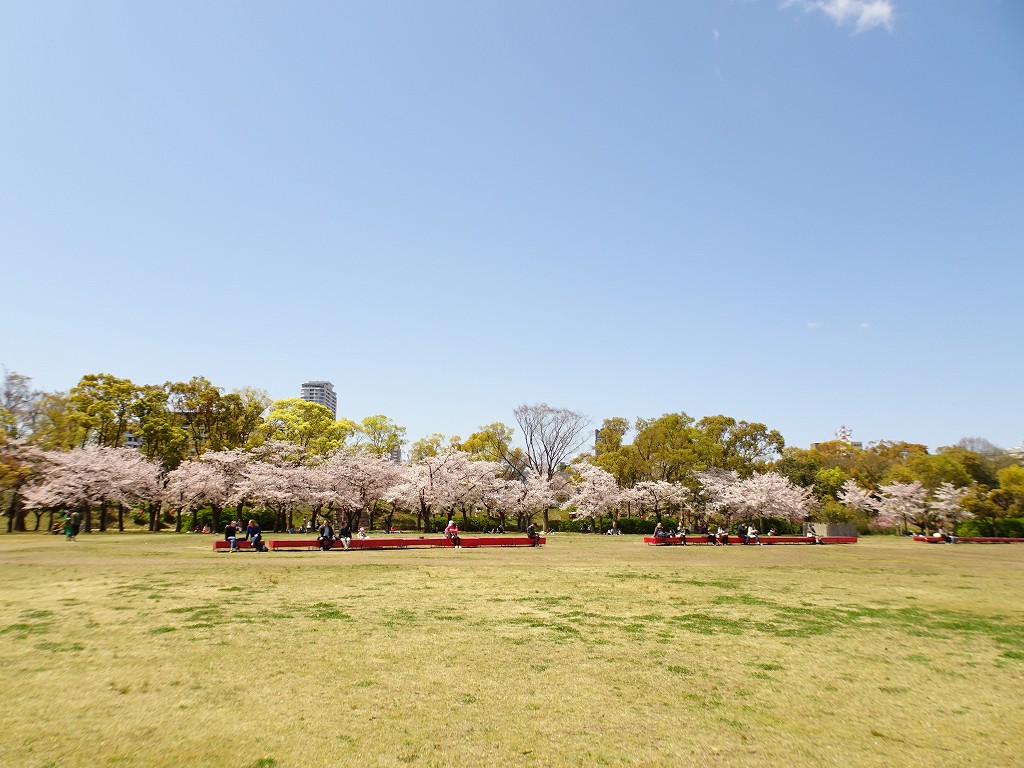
[8,486,27,532]
[117,503,126,532]
[211,504,223,532]
[174,505,182,533]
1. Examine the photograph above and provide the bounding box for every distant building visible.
[810,440,863,451]
[389,446,403,465]
[300,381,337,418]
[124,432,144,450]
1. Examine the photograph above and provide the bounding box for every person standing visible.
[70,510,81,540]
[63,513,75,541]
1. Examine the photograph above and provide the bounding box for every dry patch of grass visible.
[0,533,1021,767]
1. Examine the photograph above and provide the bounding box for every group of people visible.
[219,517,543,552]
[223,520,266,552]
[315,520,369,550]
[445,519,540,547]
[649,521,767,546]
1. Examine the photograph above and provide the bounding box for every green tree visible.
[131,384,189,470]
[457,422,527,478]
[693,415,784,475]
[594,417,630,455]
[168,376,225,455]
[68,373,139,447]
[633,413,696,483]
[994,465,1024,516]
[218,388,270,449]
[903,452,972,490]
[26,392,85,449]
[409,433,449,462]
[354,415,407,458]
[812,466,851,501]
[1,368,44,439]
[260,398,352,455]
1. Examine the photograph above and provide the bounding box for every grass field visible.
[0,533,1021,768]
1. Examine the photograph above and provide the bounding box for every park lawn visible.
[0,533,1021,768]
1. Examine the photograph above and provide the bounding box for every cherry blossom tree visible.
[929,482,971,532]
[165,449,254,531]
[488,471,564,531]
[694,469,741,527]
[314,452,404,529]
[628,480,689,524]
[235,460,312,532]
[732,471,817,531]
[21,446,161,532]
[838,479,874,514]
[566,463,622,523]
[870,481,928,534]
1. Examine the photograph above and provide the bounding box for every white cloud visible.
[712,27,720,42]
[806,321,822,330]
[783,0,896,33]
[859,322,871,330]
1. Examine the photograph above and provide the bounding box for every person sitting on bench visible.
[747,525,761,545]
[445,519,462,549]
[317,520,334,550]
[224,520,239,552]
[527,522,541,547]
[245,519,264,552]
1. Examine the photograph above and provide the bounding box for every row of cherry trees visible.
[4,368,1020,534]
[4,443,993,538]
[7,438,833,534]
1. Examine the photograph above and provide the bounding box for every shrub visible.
[957,517,1024,538]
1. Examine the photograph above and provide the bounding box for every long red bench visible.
[211,539,261,551]
[212,535,546,551]
[912,535,1024,544]
[644,535,856,546]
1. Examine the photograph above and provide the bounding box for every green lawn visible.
[0,533,1021,767]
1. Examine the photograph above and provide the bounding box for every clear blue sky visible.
[3,1,1022,453]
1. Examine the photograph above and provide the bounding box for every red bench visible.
[644,535,856,546]
[912,535,1024,544]
[213,535,546,551]
[212,539,261,551]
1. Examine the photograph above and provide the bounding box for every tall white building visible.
[300,381,337,418]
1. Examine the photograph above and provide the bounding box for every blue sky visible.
[2,1,1022,452]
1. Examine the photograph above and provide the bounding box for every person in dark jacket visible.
[245,520,264,552]
[527,522,540,547]
[338,520,352,550]
[317,521,334,551]
[224,520,239,552]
